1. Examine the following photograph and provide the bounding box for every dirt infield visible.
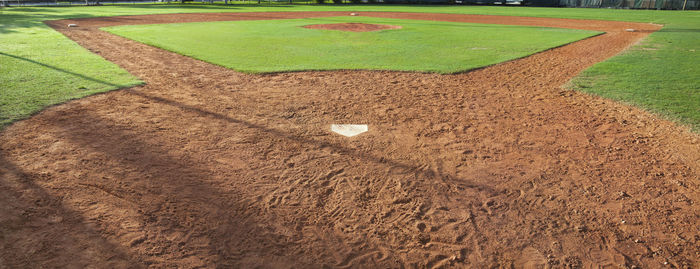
[303,22,402,32]
[1,11,698,268]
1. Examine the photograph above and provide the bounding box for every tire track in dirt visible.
[0,11,698,268]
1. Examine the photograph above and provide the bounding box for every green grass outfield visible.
[103,16,598,73]
[1,4,698,130]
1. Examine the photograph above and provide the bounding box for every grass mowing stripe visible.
[102,16,599,74]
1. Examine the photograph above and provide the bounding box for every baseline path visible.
[1,12,697,268]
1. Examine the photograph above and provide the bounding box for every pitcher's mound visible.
[303,23,402,32]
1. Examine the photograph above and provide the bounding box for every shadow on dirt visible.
[0,154,139,267]
[127,90,497,195]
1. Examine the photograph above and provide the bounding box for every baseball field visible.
[1,3,698,268]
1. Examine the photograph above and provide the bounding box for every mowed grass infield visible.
[102,16,598,73]
[0,5,698,130]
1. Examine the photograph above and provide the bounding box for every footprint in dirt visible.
[515,247,547,269]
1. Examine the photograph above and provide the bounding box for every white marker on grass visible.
[331,124,368,137]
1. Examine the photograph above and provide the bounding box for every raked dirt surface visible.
[1,12,698,268]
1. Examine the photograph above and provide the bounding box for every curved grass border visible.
[101,16,601,74]
[1,5,697,131]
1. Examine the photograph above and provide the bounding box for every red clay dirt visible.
[303,22,402,32]
[1,12,698,268]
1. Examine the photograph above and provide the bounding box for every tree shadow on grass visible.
[0,51,135,87]
[0,51,141,129]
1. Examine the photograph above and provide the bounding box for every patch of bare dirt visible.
[303,22,401,32]
[1,12,698,268]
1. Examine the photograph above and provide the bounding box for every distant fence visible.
[0,0,696,10]
[555,0,697,9]
[0,0,316,6]
[457,0,698,9]
[0,0,159,6]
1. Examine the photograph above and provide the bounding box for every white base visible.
[331,124,368,137]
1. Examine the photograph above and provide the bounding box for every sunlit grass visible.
[104,16,598,73]
[1,4,698,129]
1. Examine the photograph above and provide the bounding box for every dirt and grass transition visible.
[102,16,599,73]
[1,7,699,269]
[1,5,698,129]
